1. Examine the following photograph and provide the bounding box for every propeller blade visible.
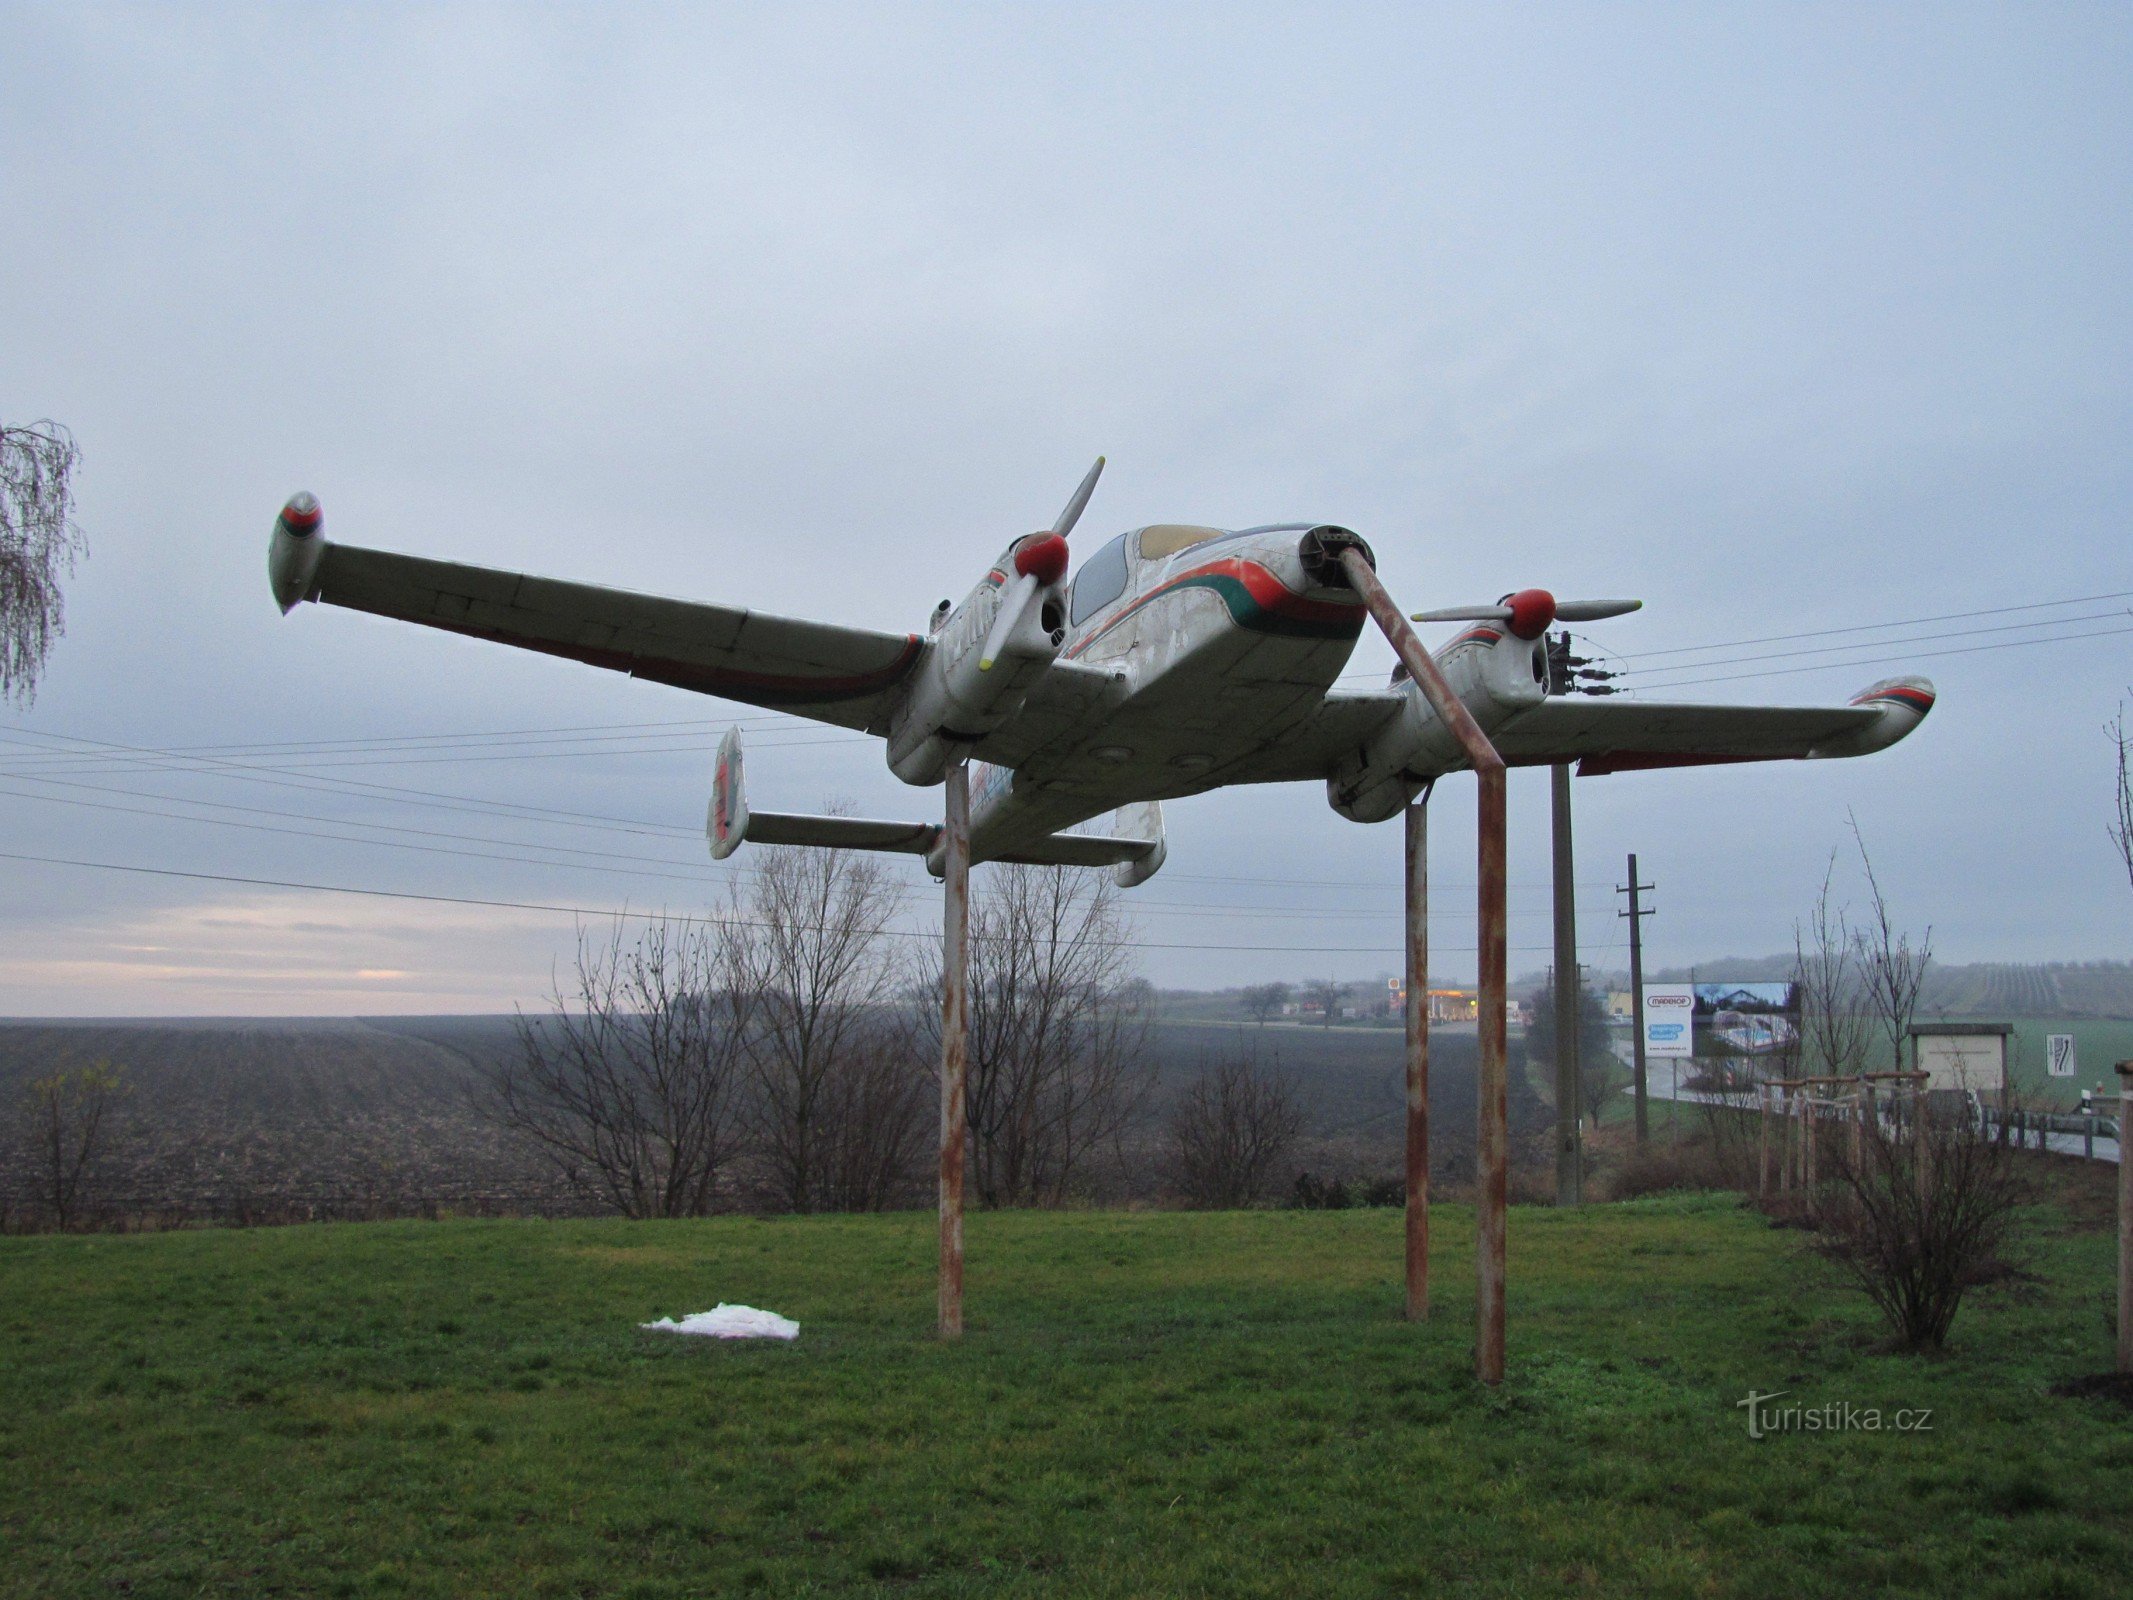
[978,572,1040,671]
[1553,599,1643,622]
[1409,605,1513,624]
[1049,456,1106,540]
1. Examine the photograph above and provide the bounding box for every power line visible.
[1623,621,2133,694]
[1623,606,2128,683]
[0,848,1583,957]
[1606,588,2133,662]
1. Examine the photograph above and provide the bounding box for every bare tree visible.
[22,1060,126,1229]
[1794,851,1872,1079]
[1849,815,1933,1073]
[1307,975,1343,1027]
[1817,1095,2022,1350]
[1,420,87,707]
[1242,981,1290,1026]
[493,916,753,1218]
[741,844,913,1212]
[1168,1050,1305,1208]
[2111,698,2133,896]
[919,863,1150,1208]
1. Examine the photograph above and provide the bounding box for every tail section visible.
[708,726,1164,881]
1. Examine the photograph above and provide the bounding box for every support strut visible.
[938,763,970,1339]
[1335,546,1510,1384]
[1404,798,1430,1321]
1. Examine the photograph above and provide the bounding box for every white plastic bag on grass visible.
[641,1303,799,1340]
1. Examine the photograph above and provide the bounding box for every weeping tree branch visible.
[0,420,87,707]
[2111,697,2133,897]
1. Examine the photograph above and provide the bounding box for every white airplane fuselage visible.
[949,522,1423,864]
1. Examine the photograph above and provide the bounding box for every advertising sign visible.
[2047,1034,2077,1078]
[1642,985,1695,1057]
[1692,982,1801,1059]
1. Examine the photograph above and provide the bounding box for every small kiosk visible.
[1907,1021,2013,1101]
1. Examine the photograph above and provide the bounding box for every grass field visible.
[4,1197,2129,1598]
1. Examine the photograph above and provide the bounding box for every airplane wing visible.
[1228,690,1406,784]
[1242,680,1931,781]
[969,658,1131,768]
[1490,691,1918,775]
[300,545,925,734]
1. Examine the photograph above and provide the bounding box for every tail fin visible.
[708,728,750,858]
[1112,800,1166,888]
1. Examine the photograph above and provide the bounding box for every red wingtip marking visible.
[280,493,322,533]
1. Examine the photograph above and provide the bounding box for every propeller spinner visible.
[979,456,1104,670]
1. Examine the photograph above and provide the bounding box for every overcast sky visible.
[2,2,2128,1014]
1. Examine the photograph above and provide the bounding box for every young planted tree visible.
[1849,815,1932,1074]
[1167,1050,1305,1208]
[1794,851,1871,1079]
[494,916,755,1219]
[741,844,919,1213]
[23,1060,127,1229]
[918,863,1150,1208]
[1,420,87,707]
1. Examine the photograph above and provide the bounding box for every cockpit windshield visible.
[1134,524,1226,562]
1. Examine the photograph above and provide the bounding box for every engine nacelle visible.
[886,534,1070,785]
[1325,622,1547,823]
[268,492,327,611]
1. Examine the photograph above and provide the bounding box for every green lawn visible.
[3,1198,2128,1598]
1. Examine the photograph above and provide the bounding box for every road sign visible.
[2048,1033,2077,1078]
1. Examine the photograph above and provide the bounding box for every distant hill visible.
[1631,959,2133,1020]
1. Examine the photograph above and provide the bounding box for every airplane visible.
[265,458,1932,880]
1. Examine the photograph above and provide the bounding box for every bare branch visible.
[0,420,87,707]
[1848,813,1933,1074]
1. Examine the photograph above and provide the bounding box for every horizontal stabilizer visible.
[746,813,939,854]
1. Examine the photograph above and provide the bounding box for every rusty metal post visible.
[1403,799,1430,1321]
[937,763,970,1339]
[1550,762,1580,1205]
[1474,764,1509,1384]
[1334,545,1510,1385]
[2117,1061,2133,1372]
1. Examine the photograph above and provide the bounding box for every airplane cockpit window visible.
[1134,524,1226,562]
[1069,532,1131,626]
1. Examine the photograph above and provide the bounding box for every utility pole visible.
[1551,763,1581,1205]
[1618,854,1656,1144]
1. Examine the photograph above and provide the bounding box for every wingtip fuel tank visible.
[268,492,326,613]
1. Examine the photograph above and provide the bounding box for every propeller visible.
[1409,588,1642,640]
[980,456,1103,671]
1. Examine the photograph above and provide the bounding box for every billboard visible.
[1692,982,1801,1059]
[1642,986,1694,1057]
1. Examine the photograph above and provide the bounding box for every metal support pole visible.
[1334,545,1509,1385]
[1475,764,1509,1384]
[1403,800,1430,1321]
[2118,1061,2133,1373]
[1550,764,1580,1206]
[937,763,970,1340]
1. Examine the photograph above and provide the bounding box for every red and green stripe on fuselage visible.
[1064,556,1362,660]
